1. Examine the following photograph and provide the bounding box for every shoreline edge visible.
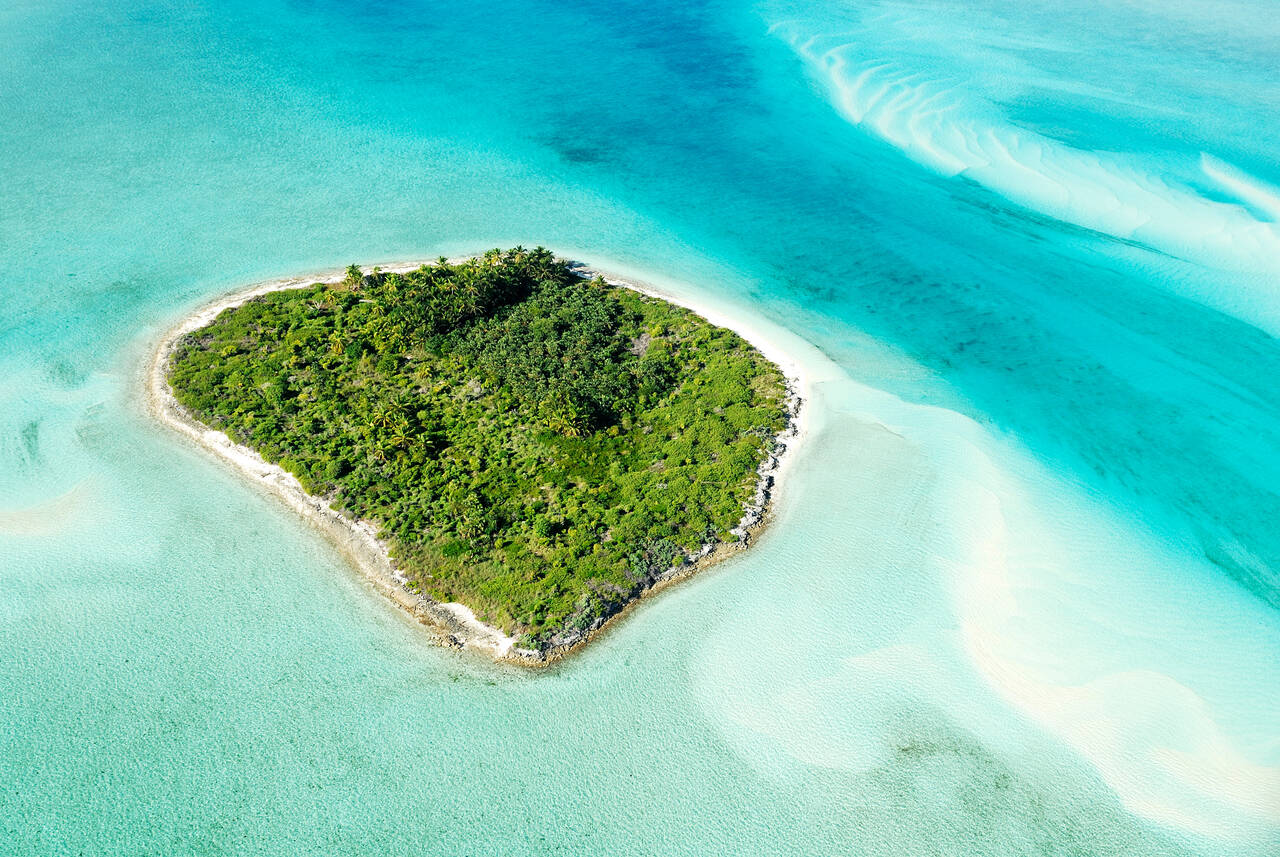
[145,255,809,667]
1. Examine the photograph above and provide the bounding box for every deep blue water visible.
[2,1,1277,853]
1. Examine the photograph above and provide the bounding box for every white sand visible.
[943,426,1280,839]
[145,255,814,664]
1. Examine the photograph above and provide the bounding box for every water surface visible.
[2,0,1277,853]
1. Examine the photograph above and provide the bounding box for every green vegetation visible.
[169,249,787,649]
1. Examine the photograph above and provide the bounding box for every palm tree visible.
[344,264,362,289]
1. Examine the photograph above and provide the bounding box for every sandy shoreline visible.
[145,255,810,666]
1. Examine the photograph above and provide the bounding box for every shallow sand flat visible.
[0,481,94,537]
[949,447,1280,840]
[685,357,1280,844]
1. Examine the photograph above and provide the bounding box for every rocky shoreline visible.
[146,256,808,667]
[533,379,802,658]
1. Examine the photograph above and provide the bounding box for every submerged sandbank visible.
[145,255,813,665]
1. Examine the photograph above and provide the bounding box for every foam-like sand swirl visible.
[945,440,1280,840]
[771,18,1280,334]
[793,45,1280,268]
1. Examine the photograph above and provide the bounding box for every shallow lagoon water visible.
[2,0,1278,854]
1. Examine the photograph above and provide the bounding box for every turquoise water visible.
[2,0,1278,853]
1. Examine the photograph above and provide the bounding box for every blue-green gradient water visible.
[3,0,1278,853]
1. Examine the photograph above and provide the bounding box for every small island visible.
[154,248,800,663]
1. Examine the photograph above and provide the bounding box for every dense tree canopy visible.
[169,248,787,649]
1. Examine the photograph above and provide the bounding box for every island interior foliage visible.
[168,249,787,648]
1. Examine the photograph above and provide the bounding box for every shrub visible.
[168,249,786,648]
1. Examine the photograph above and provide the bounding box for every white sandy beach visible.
[145,255,816,664]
